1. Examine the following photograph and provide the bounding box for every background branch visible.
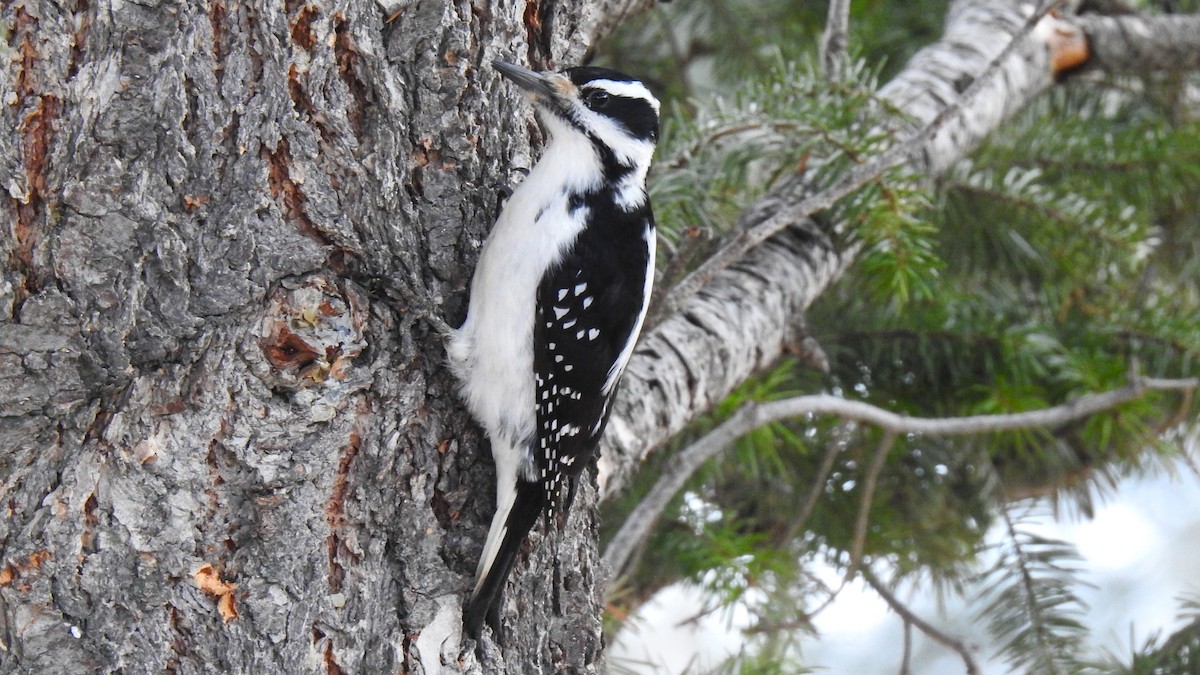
[862,567,983,675]
[1075,14,1200,72]
[602,0,1072,499]
[848,431,897,578]
[656,1,1064,319]
[820,0,852,79]
[604,5,1200,508]
[602,375,1196,579]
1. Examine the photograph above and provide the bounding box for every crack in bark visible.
[333,15,368,138]
[263,137,333,246]
[290,4,319,51]
[287,63,334,144]
[312,626,344,675]
[210,1,227,75]
[80,493,98,553]
[325,429,362,594]
[8,7,59,309]
[66,0,91,78]
[522,0,554,67]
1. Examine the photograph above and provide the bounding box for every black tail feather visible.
[465,479,546,640]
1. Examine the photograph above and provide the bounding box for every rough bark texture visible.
[0,0,641,672]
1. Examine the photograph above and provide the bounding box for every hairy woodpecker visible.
[448,60,660,637]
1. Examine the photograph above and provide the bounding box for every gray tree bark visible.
[0,0,641,672]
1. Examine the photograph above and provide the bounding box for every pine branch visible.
[655,1,1068,320]
[602,373,1196,579]
[978,506,1091,673]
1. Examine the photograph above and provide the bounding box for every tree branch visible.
[783,421,849,542]
[656,1,1066,319]
[602,4,1200,509]
[1074,14,1200,73]
[602,375,1197,578]
[601,0,1068,499]
[862,567,983,675]
[849,431,897,578]
[820,0,852,79]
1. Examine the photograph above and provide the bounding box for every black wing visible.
[533,208,653,512]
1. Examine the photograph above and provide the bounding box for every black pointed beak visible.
[493,60,555,101]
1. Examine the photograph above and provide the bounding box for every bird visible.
[447,59,660,639]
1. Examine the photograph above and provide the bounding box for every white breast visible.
[448,128,602,447]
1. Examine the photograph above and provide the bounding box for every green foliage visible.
[594,0,948,100]
[644,50,936,297]
[818,81,1200,509]
[975,506,1092,674]
[597,0,1200,672]
[848,179,942,309]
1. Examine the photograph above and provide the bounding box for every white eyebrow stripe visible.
[586,80,660,115]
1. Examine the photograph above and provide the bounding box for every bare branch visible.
[602,375,1197,579]
[783,421,849,542]
[900,620,914,675]
[862,567,982,675]
[848,431,897,578]
[820,0,852,79]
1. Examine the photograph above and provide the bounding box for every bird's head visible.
[493,60,660,176]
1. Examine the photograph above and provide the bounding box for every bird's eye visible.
[586,90,610,110]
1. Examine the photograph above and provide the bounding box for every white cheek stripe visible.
[588,80,661,115]
[579,110,655,170]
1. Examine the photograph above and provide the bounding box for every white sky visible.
[609,457,1200,674]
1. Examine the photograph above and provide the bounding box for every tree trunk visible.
[0,0,637,672]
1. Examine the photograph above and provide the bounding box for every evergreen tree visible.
[601,0,1200,672]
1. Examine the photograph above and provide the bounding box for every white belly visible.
[449,193,591,448]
